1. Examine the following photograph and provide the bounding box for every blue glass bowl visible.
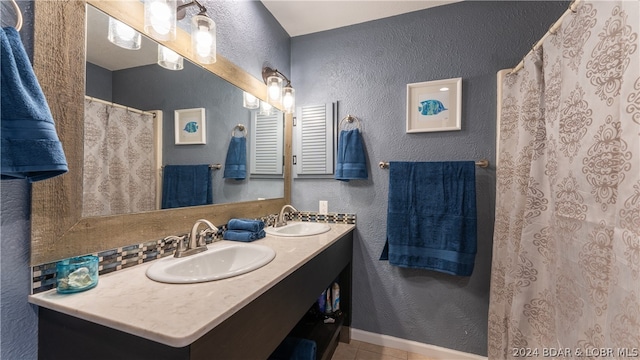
[56,255,99,294]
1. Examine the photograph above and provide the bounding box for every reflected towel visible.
[380,161,477,276]
[223,136,246,180]
[223,229,266,242]
[161,165,213,209]
[334,129,367,181]
[1,27,68,182]
[227,218,265,232]
[269,337,317,360]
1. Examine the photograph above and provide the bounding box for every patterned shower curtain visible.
[489,1,639,358]
[83,99,157,217]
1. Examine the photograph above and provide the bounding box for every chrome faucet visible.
[170,219,218,258]
[275,205,298,228]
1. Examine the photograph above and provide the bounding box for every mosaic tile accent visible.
[31,212,355,294]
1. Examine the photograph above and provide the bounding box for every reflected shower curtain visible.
[83,99,156,217]
[489,1,639,358]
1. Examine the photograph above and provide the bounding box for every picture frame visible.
[174,108,206,145]
[406,77,462,133]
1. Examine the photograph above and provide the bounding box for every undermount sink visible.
[146,242,275,284]
[264,222,331,237]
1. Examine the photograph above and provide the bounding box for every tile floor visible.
[331,340,437,360]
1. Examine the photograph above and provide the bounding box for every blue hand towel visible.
[334,129,368,181]
[161,165,213,209]
[1,27,68,182]
[223,229,266,242]
[227,218,265,232]
[223,136,246,180]
[380,161,477,276]
[269,337,317,360]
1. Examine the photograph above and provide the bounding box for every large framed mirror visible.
[31,0,292,265]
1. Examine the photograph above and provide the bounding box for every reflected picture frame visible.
[175,107,206,145]
[406,77,462,133]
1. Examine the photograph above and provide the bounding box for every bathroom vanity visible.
[30,224,354,360]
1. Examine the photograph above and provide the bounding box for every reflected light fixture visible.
[259,100,274,116]
[144,0,177,41]
[158,45,184,70]
[108,17,141,50]
[243,92,260,109]
[262,67,295,114]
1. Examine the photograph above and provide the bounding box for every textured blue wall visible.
[0,1,288,358]
[290,1,567,356]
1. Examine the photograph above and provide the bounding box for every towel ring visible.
[339,115,362,131]
[5,0,22,31]
[232,124,247,137]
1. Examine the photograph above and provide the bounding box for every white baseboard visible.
[349,328,488,360]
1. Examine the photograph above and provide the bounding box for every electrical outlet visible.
[319,200,328,214]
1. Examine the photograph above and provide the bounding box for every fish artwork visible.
[418,100,448,116]
[183,121,199,133]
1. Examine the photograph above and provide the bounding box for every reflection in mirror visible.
[84,5,284,216]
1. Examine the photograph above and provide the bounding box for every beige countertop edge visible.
[29,223,355,348]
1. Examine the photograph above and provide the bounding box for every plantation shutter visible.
[250,110,284,176]
[294,103,334,176]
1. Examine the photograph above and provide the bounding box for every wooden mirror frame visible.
[31,0,292,265]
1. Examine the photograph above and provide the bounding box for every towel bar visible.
[378,159,489,169]
[161,164,221,170]
[339,115,362,131]
[232,124,247,137]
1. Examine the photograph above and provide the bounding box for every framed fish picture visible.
[406,77,462,133]
[174,108,206,145]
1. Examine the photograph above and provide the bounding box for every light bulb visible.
[195,30,212,57]
[150,2,171,35]
[108,17,141,50]
[283,87,295,114]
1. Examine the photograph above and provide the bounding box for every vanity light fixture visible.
[243,92,260,109]
[144,0,177,41]
[108,17,141,50]
[262,67,295,114]
[177,0,216,64]
[158,45,184,70]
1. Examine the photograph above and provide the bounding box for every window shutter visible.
[294,103,334,176]
[250,111,284,176]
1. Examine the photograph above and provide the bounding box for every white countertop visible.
[29,223,355,348]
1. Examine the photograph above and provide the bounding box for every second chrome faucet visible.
[275,205,298,228]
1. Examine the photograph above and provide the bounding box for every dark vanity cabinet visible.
[38,231,353,360]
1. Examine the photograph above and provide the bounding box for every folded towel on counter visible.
[1,27,68,182]
[269,337,317,360]
[223,229,266,242]
[161,164,213,209]
[227,218,265,232]
[380,161,477,276]
[334,129,368,181]
[223,136,247,180]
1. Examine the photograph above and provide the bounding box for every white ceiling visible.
[260,0,461,37]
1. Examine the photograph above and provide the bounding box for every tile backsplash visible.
[31,212,356,294]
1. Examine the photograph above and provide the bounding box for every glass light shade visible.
[243,92,260,109]
[158,45,183,70]
[144,0,177,41]
[108,17,141,50]
[282,86,295,114]
[266,75,283,105]
[191,15,216,64]
[259,101,274,116]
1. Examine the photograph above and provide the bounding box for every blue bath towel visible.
[227,218,265,232]
[380,161,477,276]
[223,229,266,242]
[161,165,213,209]
[269,337,317,360]
[334,129,368,181]
[223,136,246,180]
[1,27,68,182]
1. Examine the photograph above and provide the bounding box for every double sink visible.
[146,222,331,284]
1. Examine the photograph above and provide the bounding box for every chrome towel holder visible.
[379,159,490,169]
